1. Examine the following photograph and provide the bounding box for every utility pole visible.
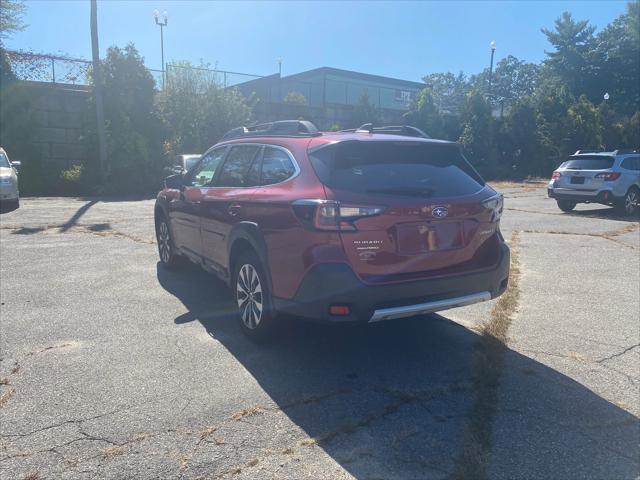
[154,10,168,89]
[90,0,107,177]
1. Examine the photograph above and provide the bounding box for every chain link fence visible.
[165,64,264,89]
[3,50,264,91]
[4,50,92,85]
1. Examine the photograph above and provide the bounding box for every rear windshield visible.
[309,141,484,198]
[562,156,614,170]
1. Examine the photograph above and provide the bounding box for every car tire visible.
[0,198,19,212]
[156,216,183,269]
[556,200,576,212]
[232,251,277,342]
[618,187,639,216]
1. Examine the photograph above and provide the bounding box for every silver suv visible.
[548,150,640,215]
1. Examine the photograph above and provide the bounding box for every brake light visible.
[551,171,561,180]
[329,305,350,316]
[292,199,384,232]
[482,194,504,222]
[595,172,621,181]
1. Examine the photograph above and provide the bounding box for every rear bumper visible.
[547,188,617,203]
[274,243,510,323]
[0,184,19,200]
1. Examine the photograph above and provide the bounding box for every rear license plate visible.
[570,176,585,184]
[396,222,463,254]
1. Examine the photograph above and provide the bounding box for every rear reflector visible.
[329,305,350,316]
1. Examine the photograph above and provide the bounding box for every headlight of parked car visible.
[0,177,14,185]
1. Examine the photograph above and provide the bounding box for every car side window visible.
[215,145,260,187]
[261,147,296,185]
[621,156,640,171]
[189,148,226,187]
[245,148,263,187]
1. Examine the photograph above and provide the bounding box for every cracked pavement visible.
[1,189,639,479]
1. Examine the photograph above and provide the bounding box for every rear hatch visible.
[556,156,616,191]
[308,139,502,283]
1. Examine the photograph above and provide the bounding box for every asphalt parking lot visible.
[1,185,638,480]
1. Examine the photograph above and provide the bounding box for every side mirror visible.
[164,173,185,190]
[11,161,21,173]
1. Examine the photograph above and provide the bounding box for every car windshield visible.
[310,141,484,197]
[0,152,10,168]
[562,156,614,170]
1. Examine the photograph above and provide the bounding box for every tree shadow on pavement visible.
[157,263,639,479]
[58,199,99,232]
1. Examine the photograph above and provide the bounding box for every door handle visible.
[228,204,242,216]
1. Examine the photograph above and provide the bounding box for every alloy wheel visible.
[158,221,171,263]
[236,264,263,329]
[625,190,639,215]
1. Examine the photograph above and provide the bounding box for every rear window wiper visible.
[365,187,435,198]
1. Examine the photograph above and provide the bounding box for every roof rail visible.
[221,120,321,141]
[341,124,430,139]
[612,149,639,155]
[574,149,603,155]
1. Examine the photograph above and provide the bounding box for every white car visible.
[0,147,20,210]
[548,149,640,215]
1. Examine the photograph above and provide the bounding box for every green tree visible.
[283,91,307,105]
[93,44,165,193]
[0,0,26,87]
[534,79,575,168]
[404,89,443,138]
[593,2,640,115]
[541,12,596,98]
[471,55,539,105]
[422,71,469,114]
[566,95,602,152]
[157,61,252,157]
[350,91,379,128]
[598,101,627,150]
[0,0,26,44]
[458,90,496,176]
[499,98,542,177]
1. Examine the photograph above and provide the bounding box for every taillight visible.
[595,172,621,181]
[551,171,561,180]
[292,199,384,232]
[482,194,504,222]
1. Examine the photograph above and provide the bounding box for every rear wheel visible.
[156,216,182,269]
[232,251,277,341]
[618,187,639,216]
[556,200,576,212]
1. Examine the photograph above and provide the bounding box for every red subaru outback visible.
[155,121,509,340]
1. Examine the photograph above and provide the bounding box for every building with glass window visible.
[234,67,425,129]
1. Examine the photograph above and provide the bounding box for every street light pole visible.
[154,9,168,89]
[488,40,496,97]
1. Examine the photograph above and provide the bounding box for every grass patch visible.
[0,388,15,408]
[103,446,127,458]
[451,231,521,480]
[198,426,218,444]
[231,406,263,421]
